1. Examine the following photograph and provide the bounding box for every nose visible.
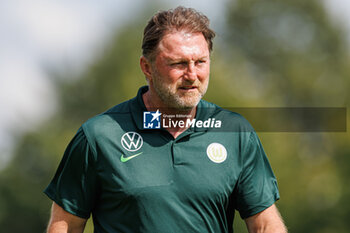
[184,62,197,81]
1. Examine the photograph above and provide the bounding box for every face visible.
[146,31,210,110]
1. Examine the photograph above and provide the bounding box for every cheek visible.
[197,66,210,81]
[155,63,178,79]
[165,68,184,82]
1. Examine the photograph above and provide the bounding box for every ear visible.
[140,56,153,81]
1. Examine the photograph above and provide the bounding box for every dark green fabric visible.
[44,86,279,233]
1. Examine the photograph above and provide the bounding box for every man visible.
[45,6,287,233]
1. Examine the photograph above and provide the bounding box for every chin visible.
[173,97,201,110]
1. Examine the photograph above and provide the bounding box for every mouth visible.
[178,86,198,91]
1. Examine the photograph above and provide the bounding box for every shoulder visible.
[200,100,254,133]
[81,98,135,141]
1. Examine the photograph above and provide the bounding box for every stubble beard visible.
[151,71,208,111]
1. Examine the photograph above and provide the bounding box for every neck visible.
[142,90,197,139]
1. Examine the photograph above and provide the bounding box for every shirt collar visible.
[129,86,149,131]
[129,86,219,133]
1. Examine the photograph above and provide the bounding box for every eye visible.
[196,60,206,65]
[171,62,187,66]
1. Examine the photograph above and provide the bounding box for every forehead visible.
[156,31,209,60]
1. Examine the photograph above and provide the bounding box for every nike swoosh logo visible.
[120,152,143,163]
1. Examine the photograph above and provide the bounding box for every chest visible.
[95,131,242,204]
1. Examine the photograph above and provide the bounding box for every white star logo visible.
[150,110,161,122]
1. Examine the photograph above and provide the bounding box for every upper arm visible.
[44,128,98,219]
[244,204,287,233]
[47,202,87,233]
[235,132,280,218]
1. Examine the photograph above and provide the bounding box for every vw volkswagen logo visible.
[121,132,143,152]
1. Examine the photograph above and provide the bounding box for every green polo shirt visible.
[44,86,279,233]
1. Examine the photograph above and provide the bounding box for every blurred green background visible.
[0,0,349,232]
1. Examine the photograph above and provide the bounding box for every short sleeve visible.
[44,127,98,219]
[235,132,280,219]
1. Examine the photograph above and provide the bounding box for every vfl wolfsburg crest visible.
[206,143,227,163]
